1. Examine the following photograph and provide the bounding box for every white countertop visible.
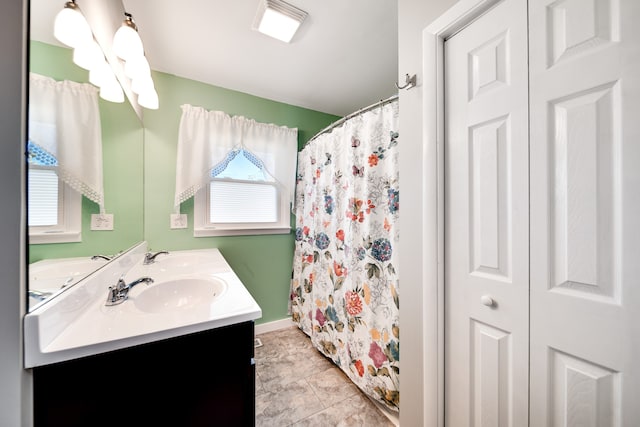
[24,244,262,368]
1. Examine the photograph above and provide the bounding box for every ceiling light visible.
[252,0,307,43]
[53,1,92,48]
[89,59,112,88]
[124,55,151,81]
[131,74,154,95]
[99,76,125,103]
[72,39,103,71]
[138,88,159,110]
[112,13,144,60]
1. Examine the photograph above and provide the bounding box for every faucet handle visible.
[114,275,127,291]
[106,275,132,306]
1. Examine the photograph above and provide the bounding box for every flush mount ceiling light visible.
[252,0,307,43]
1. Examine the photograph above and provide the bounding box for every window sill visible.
[29,230,81,244]
[194,227,291,237]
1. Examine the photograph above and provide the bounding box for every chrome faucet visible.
[143,251,169,265]
[91,254,111,261]
[105,276,154,306]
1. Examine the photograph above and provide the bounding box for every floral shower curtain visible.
[290,99,400,411]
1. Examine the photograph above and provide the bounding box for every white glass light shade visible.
[53,3,92,48]
[138,88,159,110]
[113,24,144,60]
[131,75,154,95]
[100,77,125,103]
[89,60,112,87]
[72,40,103,71]
[124,55,150,81]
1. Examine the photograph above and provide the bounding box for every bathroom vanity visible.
[25,243,261,426]
[33,321,255,426]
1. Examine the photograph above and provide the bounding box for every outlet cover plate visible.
[170,214,188,229]
[91,214,114,231]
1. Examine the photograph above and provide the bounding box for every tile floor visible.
[255,326,396,427]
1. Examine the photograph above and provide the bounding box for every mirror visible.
[27,0,144,311]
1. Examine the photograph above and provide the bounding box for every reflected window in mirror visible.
[28,73,105,245]
[28,141,82,243]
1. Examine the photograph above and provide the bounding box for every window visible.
[194,149,291,236]
[175,105,298,235]
[27,142,81,243]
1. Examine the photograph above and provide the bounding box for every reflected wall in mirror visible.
[27,33,144,309]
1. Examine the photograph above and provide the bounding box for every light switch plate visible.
[91,214,114,231]
[170,214,188,229]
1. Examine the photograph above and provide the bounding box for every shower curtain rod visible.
[306,93,399,145]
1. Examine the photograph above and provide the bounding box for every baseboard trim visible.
[254,317,294,335]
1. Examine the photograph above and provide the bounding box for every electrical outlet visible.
[170,214,187,229]
[91,214,114,231]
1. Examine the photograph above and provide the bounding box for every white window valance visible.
[174,104,298,210]
[28,73,105,212]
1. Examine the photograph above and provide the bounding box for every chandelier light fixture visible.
[252,0,307,43]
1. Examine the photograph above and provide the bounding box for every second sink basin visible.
[132,277,227,314]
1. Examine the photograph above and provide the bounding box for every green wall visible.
[30,41,339,325]
[28,41,144,263]
[143,70,338,324]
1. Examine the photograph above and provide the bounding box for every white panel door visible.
[444,0,529,425]
[529,0,640,425]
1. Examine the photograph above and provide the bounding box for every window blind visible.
[209,180,278,223]
[28,168,59,226]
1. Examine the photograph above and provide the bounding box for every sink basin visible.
[28,258,109,310]
[132,277,227,314]
[29,258,108,281]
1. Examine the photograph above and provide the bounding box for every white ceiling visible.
[30,0,399,117]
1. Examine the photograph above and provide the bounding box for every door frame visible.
[420,1,504,425]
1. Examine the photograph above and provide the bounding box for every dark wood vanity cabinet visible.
[33,321,255,427]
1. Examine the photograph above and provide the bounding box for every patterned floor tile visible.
[255,327,395,427]
[306,368,359,409]
[257,352,317,392]
[290,394,395,427]
[255,378,324,427]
